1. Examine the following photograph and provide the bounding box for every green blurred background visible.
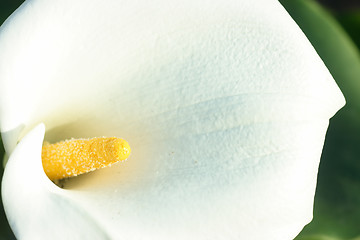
[0,0,359,239]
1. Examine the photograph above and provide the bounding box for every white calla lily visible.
[0,0,344,239]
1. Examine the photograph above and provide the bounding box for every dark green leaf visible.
[0,1,25,239]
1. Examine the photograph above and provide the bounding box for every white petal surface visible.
[0,0,345,239]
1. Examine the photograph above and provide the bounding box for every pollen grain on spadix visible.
[41,137,131,181]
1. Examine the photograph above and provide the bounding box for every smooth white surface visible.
[0,0,345,239]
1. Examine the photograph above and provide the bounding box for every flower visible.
[0,0,345,239]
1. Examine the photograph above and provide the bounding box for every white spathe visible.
[2,124,110,239]
[0,0,344,239]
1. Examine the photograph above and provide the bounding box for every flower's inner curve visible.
[41,137,131,181]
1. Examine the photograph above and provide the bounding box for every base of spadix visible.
[2,124,110,239]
